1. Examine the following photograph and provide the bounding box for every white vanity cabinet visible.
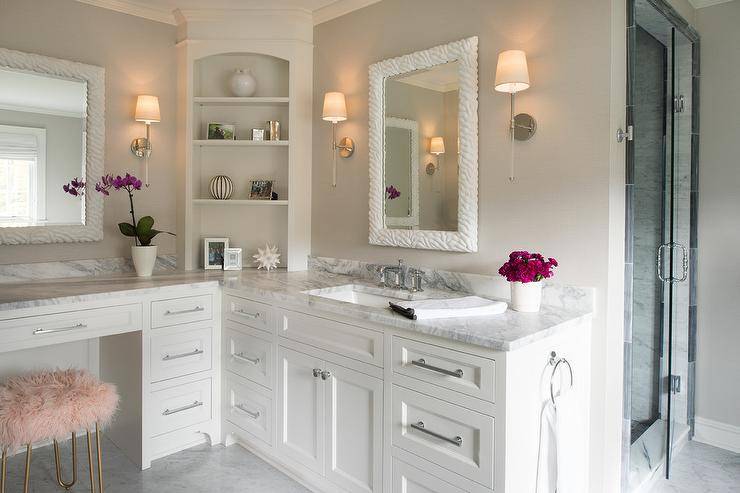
[220,291,591,493]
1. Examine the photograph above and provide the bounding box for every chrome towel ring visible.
[548,351,573,406]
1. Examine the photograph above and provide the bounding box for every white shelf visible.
[193,199,289,206]
[193,96,289,105]
[193,140,289,147]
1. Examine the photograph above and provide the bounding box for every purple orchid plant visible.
[64,172,173,246]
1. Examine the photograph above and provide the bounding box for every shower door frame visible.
[623,0,700,488]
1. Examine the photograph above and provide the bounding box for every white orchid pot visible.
[132,245,157,277]
[510,281,543,312]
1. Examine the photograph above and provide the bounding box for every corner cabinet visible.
[176,38,312,271]
[221,291,592,493]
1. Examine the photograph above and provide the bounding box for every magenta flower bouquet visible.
[499,251,558,312]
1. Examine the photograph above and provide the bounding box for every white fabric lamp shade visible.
[430,136,445,155]
[494,50,530,93]
[322,91,347,122]
[135,95,161,123]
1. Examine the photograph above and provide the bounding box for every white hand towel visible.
[536,401,558,493]
[393,296,507,320]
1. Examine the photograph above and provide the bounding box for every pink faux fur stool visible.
[0,369,118,493]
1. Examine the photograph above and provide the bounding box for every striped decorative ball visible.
[209,175,233,200]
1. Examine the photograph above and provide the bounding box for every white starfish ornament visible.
[253,244,281,271]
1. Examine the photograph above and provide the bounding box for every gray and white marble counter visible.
[0,261,593,352]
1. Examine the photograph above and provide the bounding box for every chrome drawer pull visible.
[162,349,204,361]
[162,400,203,416]
[234,404,260,420]
[164,306,204,316]
[33,323,88,335]
[411,358,464,378]
[234,309,261,319]
[410,421,463,447]
[233,352,261,365]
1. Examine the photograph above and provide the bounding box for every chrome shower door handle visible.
[657,243,670,282]
[674,242,689,282]
[656,242,689,283]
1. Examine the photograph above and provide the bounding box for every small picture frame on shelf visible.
[251,128,265,141]
[223,248,243,271]
[249,180,273,200]
[207,123,235,140]
[204,237,229,269]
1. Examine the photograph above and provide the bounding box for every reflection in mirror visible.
[385,61,459,232]
[0,67,87,227]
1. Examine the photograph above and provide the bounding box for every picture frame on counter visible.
[204,237,229,269]
[223,248,243,270]
[249,180,273,200]
[251,128,265,141]
[207,123,235,140]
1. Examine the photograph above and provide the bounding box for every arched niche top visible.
[194,52,289,98]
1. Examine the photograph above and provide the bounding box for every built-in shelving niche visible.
[189,52,291,269]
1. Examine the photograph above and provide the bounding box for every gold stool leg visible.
[23,444,31,493]
[1,448,7,493]
[85,424,104,493]
[54,433,78,490]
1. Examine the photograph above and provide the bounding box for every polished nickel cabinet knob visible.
[320,370,332,381]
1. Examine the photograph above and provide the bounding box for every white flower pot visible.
[131,245,157,277]
[230,69,257,97]
[510,281,543,312]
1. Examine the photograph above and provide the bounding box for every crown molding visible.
[688,0,736,8]
[74,0,177,25]
[174,7,313,24]
[313,0,381,24]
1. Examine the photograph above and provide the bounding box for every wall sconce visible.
[131,95,160,186]
[426,136,445,175]
[322,91,354,187]
[494,50,536,182]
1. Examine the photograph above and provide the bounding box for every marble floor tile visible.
[1,436,310,493]
[650,441,740,493]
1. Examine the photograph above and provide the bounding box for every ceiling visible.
[74,0,381,25]
[0,67,87,118]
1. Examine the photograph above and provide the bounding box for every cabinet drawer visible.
[150,326,213,383]
[224,375,272,445]
[393,337,495,402]
[392,458,466,493]
[151,295,212,329]
[277,309,383,366]
[224,295,272,333]
[0,304,141,350]
[224,322,273,388]
[392,386,494,488]
[150,378,212,436]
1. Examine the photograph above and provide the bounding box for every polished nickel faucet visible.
[378,259,424,292]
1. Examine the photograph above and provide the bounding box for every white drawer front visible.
[150,378,212,436]
[224,323,273,388]
[225,295,272,333]
[224,375,272,445]
[392,386,494,488]
[0,304,142,350]
[393,337,496,402]
[392,458,466,493]
[150,326,213,383]
[277,309,383,366]
[151,294,213,329]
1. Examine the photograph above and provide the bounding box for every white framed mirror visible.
[369,37,478,252]
[0,48,105,245]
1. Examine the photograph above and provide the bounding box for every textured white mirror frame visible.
[0,48,105,245]
[369,36,478,252]
[384,117,419,228]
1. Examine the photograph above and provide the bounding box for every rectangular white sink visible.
[304,284,416,308]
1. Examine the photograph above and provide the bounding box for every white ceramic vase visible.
[131,245,157,277]
[230,69,257,97]
[510,281,543,312]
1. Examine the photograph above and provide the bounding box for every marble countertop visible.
[0,269,592,352]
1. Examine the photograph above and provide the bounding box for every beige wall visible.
[313,0,625,489]
[695,0,740,428]
[0,0,177,263]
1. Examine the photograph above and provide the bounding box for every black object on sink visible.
[389,302,417,320]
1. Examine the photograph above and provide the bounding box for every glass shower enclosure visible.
[624,0,699,489]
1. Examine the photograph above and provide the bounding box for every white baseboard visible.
[694,416,740,453]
